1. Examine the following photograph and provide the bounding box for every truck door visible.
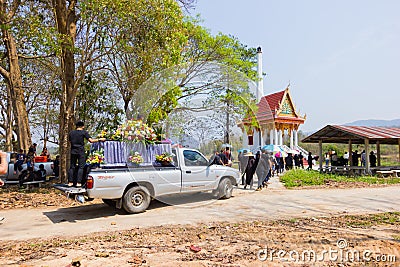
[181,150,217,192]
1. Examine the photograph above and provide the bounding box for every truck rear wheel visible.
[218,178,233,199]
[122,186,151,213]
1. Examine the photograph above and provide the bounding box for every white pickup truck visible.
[0,152,54,182]
[55,147,240,214]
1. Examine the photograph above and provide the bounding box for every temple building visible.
[239,47,306,151]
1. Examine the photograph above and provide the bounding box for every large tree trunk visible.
[42,96,51,148]
[225,110,230,144]
[0,26,32,152]
[53,0,78,183]
[5,84,14,151]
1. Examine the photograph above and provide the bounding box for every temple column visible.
[290,130,294,149]
[274,129,278,146]
[294,130,298,147]
[262,129,269,146]
[259,129,264,148]
[270,129,274,145]
[279,130,283,146]
[276,130,280,146]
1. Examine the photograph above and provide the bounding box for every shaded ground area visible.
[0,187,103,210]
[1,213,400,266]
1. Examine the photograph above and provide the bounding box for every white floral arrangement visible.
[118,120,158,144]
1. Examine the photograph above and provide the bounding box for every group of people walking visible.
[211,148,274,191]
[235,149,314,190]
[238,149,274,191]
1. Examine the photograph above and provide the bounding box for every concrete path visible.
[1,176,399,241]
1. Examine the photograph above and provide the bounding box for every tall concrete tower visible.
[256,46,263,102]
[253,46,264,149]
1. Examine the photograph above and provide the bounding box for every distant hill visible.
[344,119,400,127]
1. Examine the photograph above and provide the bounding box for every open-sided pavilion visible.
[302,125,400,174]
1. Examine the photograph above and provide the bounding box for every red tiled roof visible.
[262,90,285,117]
[241,88,305,125]
[255,97,274,121]
[253,90,286,122]
[334,125,400,139]
[302,125,400,144]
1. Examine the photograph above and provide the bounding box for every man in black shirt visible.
[219,149,228,165]
[210,151,224,165]
[68,121,105,187]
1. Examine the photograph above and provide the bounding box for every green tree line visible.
[0,0,259,182]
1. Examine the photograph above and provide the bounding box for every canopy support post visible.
[365,138,370,174]
[319,140,323,172]
[398,139,400,163]
[377,141,381,166]
[348,139,352,166]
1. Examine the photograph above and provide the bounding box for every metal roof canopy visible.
[302,125,400,145]
[302,125,400,172]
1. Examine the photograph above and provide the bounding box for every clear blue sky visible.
[193,0,400,132]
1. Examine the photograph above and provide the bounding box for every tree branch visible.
[18,53,56,60]
[0,65,10,80]
[7,0,21,21]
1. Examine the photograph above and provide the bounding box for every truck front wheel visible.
[218,178,233,199]
[122,186,151,213]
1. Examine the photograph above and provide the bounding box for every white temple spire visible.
[256,46,263,102]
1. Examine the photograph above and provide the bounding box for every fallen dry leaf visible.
[127,255,146,264]
[95,252,109,257]
[197,233,205,239]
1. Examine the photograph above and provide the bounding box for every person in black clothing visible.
[223,147,233,167]
[18,166,35,187]
[26,148,35,168]
[219,149,228,165]
[68,121,105,187]
[279,156,285,173]
[293,153,300,168]
[352,150,359,166]
[285,153,294,170]
[14,149,26,174]
[369,151,377,167]
[35,164,46,181]
[239,150,248,184]
[53,155,60,177]
[210,151,224,165]
[299,152,304,168]
[244,152,256,189]
[307,152,313,170]
[30,143,38,156]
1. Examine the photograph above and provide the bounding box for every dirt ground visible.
[1,212,400,266]
[1,186,400,266]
